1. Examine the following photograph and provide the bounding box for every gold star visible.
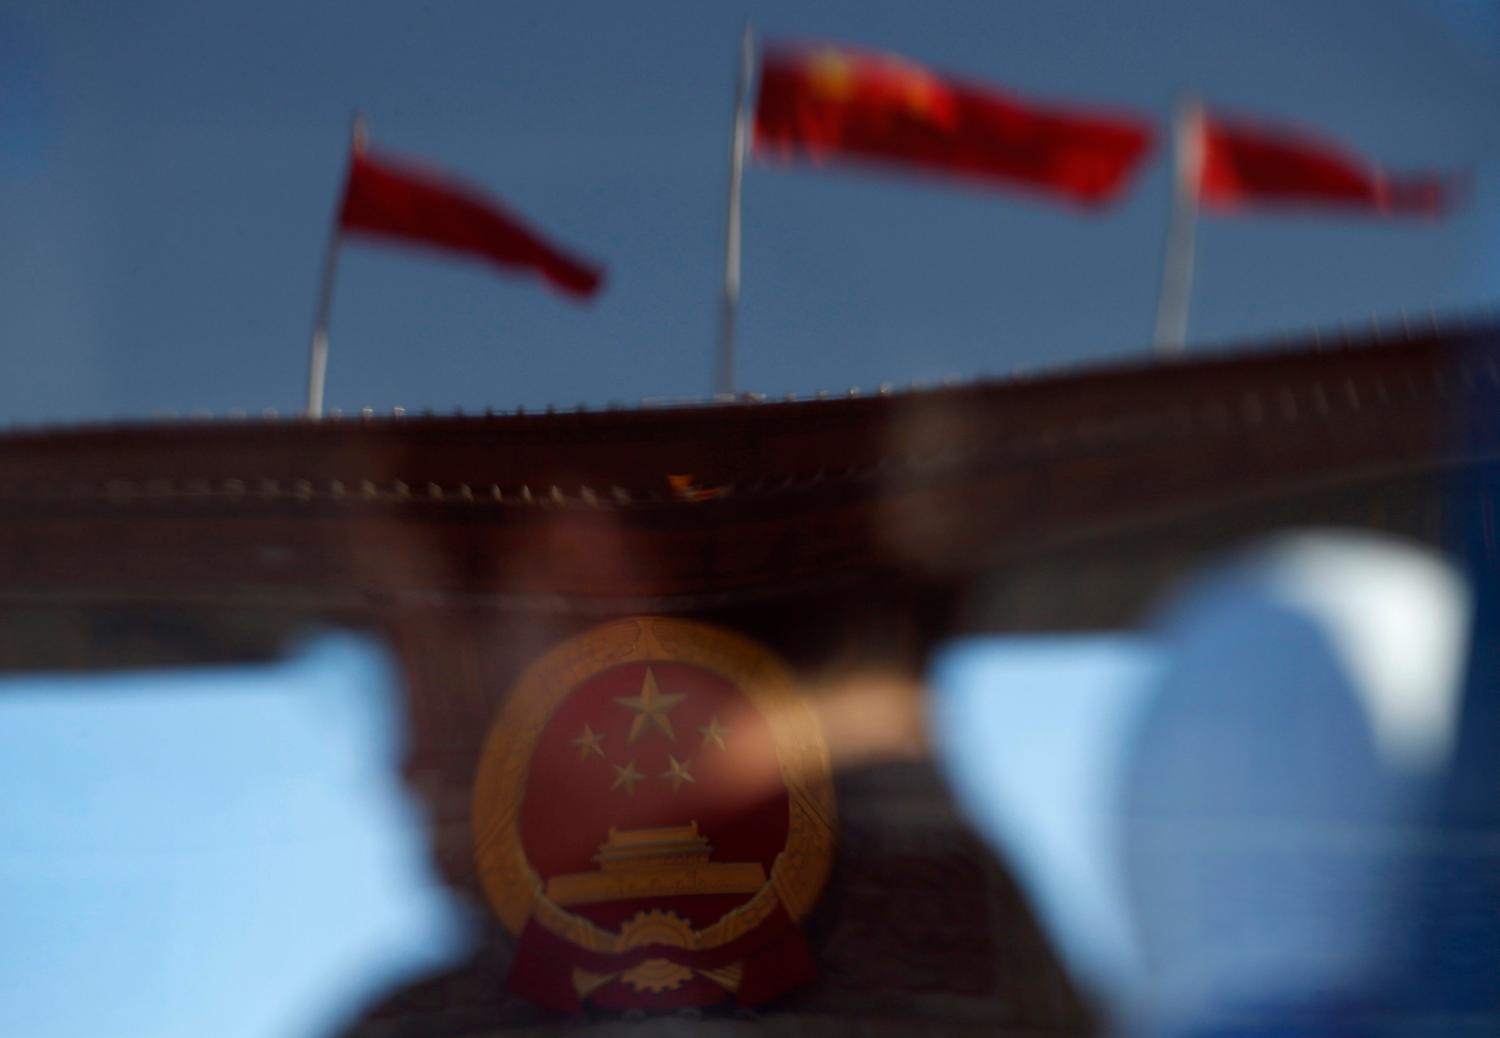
[611,759,644,795]
[698,715,731,750]
[613,667,686,744]
[570,722,605,760]
[807,50,856,102]
[660,755,696,793]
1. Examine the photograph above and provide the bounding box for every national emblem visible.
[471,617,837,1011]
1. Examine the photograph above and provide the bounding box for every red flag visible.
[339,151,604,298]
[1195,112,1451,216]
[753,43,1153,205]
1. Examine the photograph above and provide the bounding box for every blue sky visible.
[1,1,1497,422]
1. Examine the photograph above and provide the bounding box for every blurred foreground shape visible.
[0,635,463,1038]
[934,532,1477,1035]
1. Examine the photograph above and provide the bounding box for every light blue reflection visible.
[0,634,466,1038]
[932,533,1472,1035]
[931,635,1162,1007]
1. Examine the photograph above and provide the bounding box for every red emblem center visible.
[519,660,790,932]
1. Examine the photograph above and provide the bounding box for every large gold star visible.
[660,755,696,793]
[698,715,731,751]
[613,667,686,744]
[807,50,856,102]
[570,722,605,760]
[611,758,644,795]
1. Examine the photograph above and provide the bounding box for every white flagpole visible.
[1152,95,1203,356]
[715,22,754,398]
[306,113,367,418]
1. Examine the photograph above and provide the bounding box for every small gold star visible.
[570,722,605,760]
[614,667,687,744]
[611,759,644,795]
[698,715,731,750]
[660,755,696,792]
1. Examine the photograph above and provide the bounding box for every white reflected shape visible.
[930,637,1162,1009]
[0,633,466,1038]
[931,533,1471,1034]
[1256,531,1470,773]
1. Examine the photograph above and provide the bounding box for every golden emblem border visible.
[471,617,837,955]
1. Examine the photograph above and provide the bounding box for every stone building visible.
[2,317,1494,1035]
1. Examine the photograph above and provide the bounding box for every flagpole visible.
[306,113,367,419]
[715,22,754,398]
[1152,94,1202,356]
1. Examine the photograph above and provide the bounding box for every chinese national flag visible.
[339,151,604,298]
[753,43,1153,205]
[1195,112,1451,217]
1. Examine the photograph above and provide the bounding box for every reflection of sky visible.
[931,637,1160,1009]
[932,534,1474,1032]
[0,635,465,1038]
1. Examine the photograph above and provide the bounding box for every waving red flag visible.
[1195,113,1452,216]
[753,43,1153,205]
[339,151,604,298]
